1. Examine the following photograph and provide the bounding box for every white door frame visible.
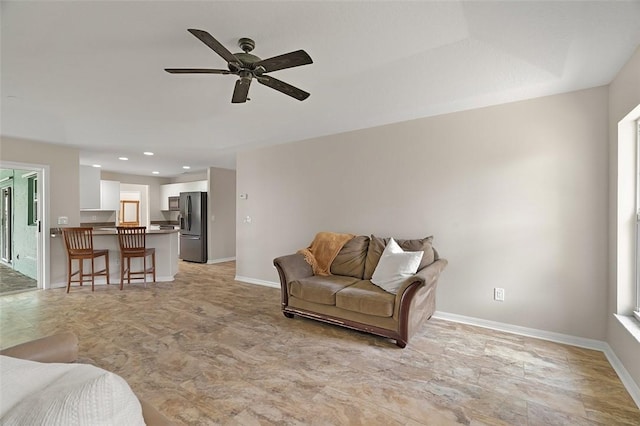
[0,161,50,289]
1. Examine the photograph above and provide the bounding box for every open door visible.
[0,185,12,263]
[0,165,47,292]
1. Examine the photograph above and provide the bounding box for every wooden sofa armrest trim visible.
[395,258,448,343]
[0,331,79,363]
[274,253,314,308]
[394,259,447,316]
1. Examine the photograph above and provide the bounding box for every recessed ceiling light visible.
[144,152,154,156]
[182,166,191,169]
[152,171,160,175]
[92,164,101,168]
[118,157,128,161]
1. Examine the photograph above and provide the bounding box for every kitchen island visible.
[50,227,179,288]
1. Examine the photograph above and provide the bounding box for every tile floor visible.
[0,261,638,425]
[0,263,37,295]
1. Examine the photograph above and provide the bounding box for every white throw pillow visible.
[371,238,423,294]
[0,355,145,426]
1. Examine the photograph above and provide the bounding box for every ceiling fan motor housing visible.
[229,39,262,73]
[232,52,261,67]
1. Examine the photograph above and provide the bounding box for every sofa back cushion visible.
[363,235,435,280]
[330,235,370,279]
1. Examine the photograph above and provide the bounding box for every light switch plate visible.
[58,216,69,225]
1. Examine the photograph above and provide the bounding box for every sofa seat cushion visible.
[289,275,359,305]
[335,280,395,318]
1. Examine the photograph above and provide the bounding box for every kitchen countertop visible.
[48,226,180,284]
[92,228,179,235]
[50,227,179,236]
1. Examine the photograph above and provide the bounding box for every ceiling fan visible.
[165,29,313,104]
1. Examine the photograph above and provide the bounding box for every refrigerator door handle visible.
[186,195,192,231]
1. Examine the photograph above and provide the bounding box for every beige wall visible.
[207,167,236,261]
[608,46,640,386]
[237,86,610,340]
[0,136,81,285]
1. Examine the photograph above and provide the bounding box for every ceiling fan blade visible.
[232,78,252,103]
[254,50,313,73]
[257,75,310,101]
[187,29,240,66]
[165,68,231,74]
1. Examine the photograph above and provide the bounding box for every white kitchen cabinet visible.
[100,180,120,210]
[181,180,208,192]
[160,180,207,210]
[79,167,120,211]
[79,165,100,209]
[160,184,177,211]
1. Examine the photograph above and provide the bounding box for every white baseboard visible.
[207,257,236,264]
[234,276,280,289]
[602,343,640,408]
[433,311,640,408]
[433,311,607,349]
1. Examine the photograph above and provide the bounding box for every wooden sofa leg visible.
[395,340,407,348]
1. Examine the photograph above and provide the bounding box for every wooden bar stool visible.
[116,226,156,290]
[61,227,110,293]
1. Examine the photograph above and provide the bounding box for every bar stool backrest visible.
[62,227,95,255]
[117,226,147,254]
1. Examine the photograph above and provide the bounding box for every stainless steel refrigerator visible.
[179,191,207,263]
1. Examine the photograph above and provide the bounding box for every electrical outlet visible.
[494,288,505,302]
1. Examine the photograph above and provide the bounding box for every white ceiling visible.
[2,1,639,177]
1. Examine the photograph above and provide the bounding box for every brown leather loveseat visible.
[274,235,447,348]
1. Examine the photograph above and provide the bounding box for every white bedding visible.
[0,355,145,425]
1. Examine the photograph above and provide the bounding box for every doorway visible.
[120,184,149,227]
[0,165,47,293]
